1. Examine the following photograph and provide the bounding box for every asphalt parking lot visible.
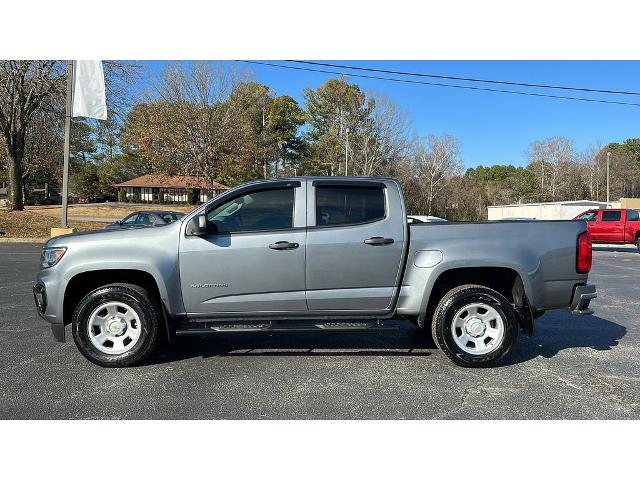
[0,243,638,419]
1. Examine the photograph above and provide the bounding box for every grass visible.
[0,210,101,238]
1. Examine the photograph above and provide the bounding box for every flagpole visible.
[61,60,74,229]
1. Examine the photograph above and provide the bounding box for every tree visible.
[122,62,262,186]
[265,95,307,176]
[70,160,99,199]
[351,92,409,177]
[0,61,66,210]
[304,77,374,175]
[466,164,540,205]
[410,134,464,215]
[0,60,139,209]
[526,136,576,201]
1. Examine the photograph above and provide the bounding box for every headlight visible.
[41,247,67,268]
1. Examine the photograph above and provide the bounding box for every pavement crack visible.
[436,382,484,419]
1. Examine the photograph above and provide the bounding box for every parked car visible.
[34,177,595,368]
[104,210,185,230]
[574,208,640,252]
[407,215,447,223]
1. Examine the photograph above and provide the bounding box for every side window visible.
[315,186,385,226]
[137,213,153,225]
[602,211,622,222]
[576,211,598,222]
[627,210,640,222]
[121,213,138,225]
[206,188,295,233]
[161,213,178,223]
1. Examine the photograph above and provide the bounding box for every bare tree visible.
[351,92,409,176]
[526,136,576,201]
[0,60,140,210]
[0,61,66,210]
[411,134,464,214]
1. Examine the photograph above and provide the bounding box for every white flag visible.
[72,60,107,120]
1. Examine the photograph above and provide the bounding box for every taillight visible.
[577,230,592,273]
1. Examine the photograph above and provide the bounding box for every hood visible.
[45,221,182,248]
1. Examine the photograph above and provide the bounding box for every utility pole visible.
[61,60,74,228]
[345,128,350,176]
[606,151,611,207]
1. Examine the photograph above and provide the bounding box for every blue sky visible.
[143,61,640,169]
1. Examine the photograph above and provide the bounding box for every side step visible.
[175,320,399,336]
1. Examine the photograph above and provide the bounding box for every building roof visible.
[488,199,610,208]
[114,174,228,190]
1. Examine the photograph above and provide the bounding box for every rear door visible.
[600,210,626,243]
[305,179,406,312]
[179,181,307,316]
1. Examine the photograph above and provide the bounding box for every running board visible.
[175,321,399,336]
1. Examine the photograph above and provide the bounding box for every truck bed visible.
[397,220,588,317]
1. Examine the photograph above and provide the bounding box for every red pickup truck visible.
[574,208,640,252]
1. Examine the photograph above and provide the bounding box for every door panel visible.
[180,230,307,314]
[305,181,406,312]
[179,184,307,315]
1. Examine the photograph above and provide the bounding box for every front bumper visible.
[33,280,65,342]
[570,284,597,315]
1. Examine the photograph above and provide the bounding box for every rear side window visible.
[315,186,385,226]
[627,210,640,221]
[602,211,622,222]
[160,213,179,223]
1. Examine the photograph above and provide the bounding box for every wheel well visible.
[423,267,526,328]
[63,269,162,326]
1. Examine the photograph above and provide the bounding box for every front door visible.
[179,182,307,316]
[304,180,406,312]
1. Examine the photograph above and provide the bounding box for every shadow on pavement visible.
[153,327,435,365]
[151,311,626,367]
[505,312,626,366]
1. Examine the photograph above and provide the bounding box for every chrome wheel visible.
[451,302,505,355]
[87,301,142,355]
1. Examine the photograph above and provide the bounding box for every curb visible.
[0,237,48,244]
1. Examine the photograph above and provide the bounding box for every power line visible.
[289,60,640,97]
[238,60,640,108]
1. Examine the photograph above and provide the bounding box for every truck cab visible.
[574,208,640,251]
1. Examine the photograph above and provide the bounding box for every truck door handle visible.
[364,237,394,246]
[269,241,299,250]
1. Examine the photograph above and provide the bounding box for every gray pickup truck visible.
[33,177,596,368]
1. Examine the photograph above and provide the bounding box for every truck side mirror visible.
[190,214,208,236]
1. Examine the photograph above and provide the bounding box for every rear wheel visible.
[636,236,640,254]
[431,284,518,367]
[72,283,163,367]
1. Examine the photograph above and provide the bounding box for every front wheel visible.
[72,283,163,367]
[431,284,518,367]
[636,236,640,254]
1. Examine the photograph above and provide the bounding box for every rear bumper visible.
[570,284,597,315]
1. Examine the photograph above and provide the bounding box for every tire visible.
[636,236,640,254]
[72,283,163,367]
[431,284,518,368]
